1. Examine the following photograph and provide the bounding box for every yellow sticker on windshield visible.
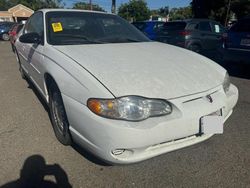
[52,22,63,32]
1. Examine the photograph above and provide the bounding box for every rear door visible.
[210,21,225,50]
[196,21,215,50]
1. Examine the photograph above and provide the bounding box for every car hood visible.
[53,42,225,99]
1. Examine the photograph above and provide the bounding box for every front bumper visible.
[62,84,238,164]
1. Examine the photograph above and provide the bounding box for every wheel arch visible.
[188,41,202,48]
[44,73,59,103]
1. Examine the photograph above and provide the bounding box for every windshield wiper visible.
[55,34,106,44]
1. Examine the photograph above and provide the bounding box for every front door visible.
[20,11,45,95]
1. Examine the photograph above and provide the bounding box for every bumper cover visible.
[62,84,238,164]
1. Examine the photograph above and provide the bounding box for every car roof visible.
[38,8,113,15]
[133,21,165,23]
[170,19,218,23]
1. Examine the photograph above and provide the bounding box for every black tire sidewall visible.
[49,83,72,145]
[189,44,201,53]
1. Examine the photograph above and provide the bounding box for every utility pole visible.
[225,0,231,26]
[89,0,93,10]
[111,0,116,14]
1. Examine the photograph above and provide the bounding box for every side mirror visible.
[19,32,41,44]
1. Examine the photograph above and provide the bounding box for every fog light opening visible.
[112,149,125,156]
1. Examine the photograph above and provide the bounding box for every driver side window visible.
[24,12,44,43]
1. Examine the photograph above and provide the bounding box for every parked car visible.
[156,19,225,53]
[222,17,250,64]
[9,23,23,52]
[15,9,238,164]
[0,21,15,41]
[132,21,165,40]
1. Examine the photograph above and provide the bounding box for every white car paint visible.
[53,42,226,99]
[15,9,238,164]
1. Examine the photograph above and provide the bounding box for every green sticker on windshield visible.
[52,22,63,32]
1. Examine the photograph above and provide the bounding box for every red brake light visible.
[179,31,191,36]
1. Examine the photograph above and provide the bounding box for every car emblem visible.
[205,95,213,103]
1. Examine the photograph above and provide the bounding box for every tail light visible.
[179,31,191,36]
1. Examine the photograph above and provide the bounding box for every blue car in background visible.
[132,21,165,40]
[222,17,250,64]
[0,22,15,41]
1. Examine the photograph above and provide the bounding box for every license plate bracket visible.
[200,109,224,134]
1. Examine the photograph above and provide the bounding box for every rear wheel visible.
[49,82,72,145]
[189,44,201,53]
[2,33,10,41]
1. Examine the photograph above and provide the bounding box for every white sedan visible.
[15,9,238,164]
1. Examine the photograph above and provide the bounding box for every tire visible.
[189,44,201,53]
[49,82,72,145]
[2,33,10,41]
[15,51,26,79]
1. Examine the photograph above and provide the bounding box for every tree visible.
[169,6,192,20]
[73,2,105,12]
[118,0,150,22]
[230,0,250,19]
[151,6,169,17]
[191,0,250,24]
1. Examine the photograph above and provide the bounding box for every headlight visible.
[223,72,230,93]
[87,96,172,121]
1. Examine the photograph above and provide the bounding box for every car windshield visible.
[46,11,150,45]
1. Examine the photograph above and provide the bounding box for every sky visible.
[64,0,192,12]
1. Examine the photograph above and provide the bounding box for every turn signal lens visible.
[87,99,102,114]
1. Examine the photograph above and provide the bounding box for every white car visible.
[15,9,238,164]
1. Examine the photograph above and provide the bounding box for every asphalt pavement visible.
[0,41,250,187]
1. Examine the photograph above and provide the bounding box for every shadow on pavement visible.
[72,143,111,166]
[0,155,72,188]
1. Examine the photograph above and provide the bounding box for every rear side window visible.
[211,22,224,33]
[163,22,187,30]
[186,23,198,30]
[230,19,250,32]
[198,22,212,32]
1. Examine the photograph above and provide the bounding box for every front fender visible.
[43,46,114,106]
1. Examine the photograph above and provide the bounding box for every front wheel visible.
[49,82,72,145]
[2,33,10,41]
